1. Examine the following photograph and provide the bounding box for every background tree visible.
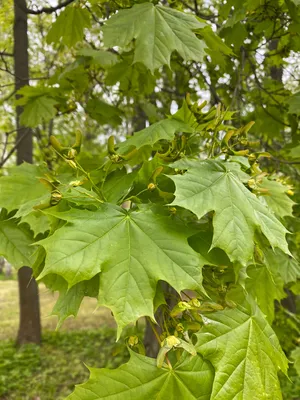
[0,0,300,397]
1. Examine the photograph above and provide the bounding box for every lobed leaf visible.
[67,351,214,400]
[102,3,206,73]
[36,205,206,334]
[170,160,289,264]
[196,304,288,400]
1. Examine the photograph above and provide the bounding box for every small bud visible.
[147,183,156,191]
[50,191,62,205]
[248,179,256,188]
[67,148,77,159]
[190,298,200,308]
[128,336,139,347]
[110,154,121,163]
[66,160,77,169]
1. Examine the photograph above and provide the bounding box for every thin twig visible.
[26,0,75,15]
[0,128,31,168]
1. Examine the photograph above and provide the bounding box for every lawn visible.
[0,280,128,399]
[0,280,116,341]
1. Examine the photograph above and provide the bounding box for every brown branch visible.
[0,51,13,57]
[26,0,75,15]
[0,128,31,168]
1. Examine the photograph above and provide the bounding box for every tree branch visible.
[0,128,31,168]
[26,0,75,15]
[0,51,13,57]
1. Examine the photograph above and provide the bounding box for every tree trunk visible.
[14,0,41,345]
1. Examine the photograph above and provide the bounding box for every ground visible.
[0,280,115,341]
[0,280,128,400]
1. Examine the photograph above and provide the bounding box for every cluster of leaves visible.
[1,0,300,398]
[0,94,299,398]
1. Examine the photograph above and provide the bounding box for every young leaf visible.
[77,48,118,68]
[85,98,122,127]
[20,95,57,127]
[170,160,289,264]
[119,119,193,151]
[20,211,51,237]
[46,5,91,47]
[102,3,206,73]
[246,264,286,322]
[257,177,295,218]
[67,351,214,400]
[36,205,206,334]
[51,275,99,329]
[263,248,300,284]
[0,220,37,269]
[0,163,50,215]
[196,304,288,400]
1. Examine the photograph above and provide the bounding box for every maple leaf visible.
[46,5,91,47]
[0,163,51,215]
[196,304,288,400]
[257,177,295,218]
[102,3,206,73]
[119,118,193,152]
[170,160,289,264]
[66,351,214,400]
[36,205,206,334]
[0,219,37,269]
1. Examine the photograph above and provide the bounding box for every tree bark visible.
[14,0,41,345]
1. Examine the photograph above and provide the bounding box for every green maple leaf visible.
[289,144,300,159]
[46,5,91,47]
[196,304,288,400]
[77,48,118,68]
[36,205,205,334]
[67,351,214,400]
[51,275,99,328]
[257,177,295,218]
[170,160,289,264]
[286,92,300,114]
[103,169,137,203]
[291,347,300,376]
[0,219,37,269]
[102,3,206,73]
[20,96,57,127]
[263,247,300,284]
[246,264,286,322]
[119,119,193,152]
[0,163,50,216]
[20,211,51,237]
[85,98,122,127]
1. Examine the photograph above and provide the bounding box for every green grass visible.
[0,280,125,399]
[0,329,129,400]
[0,281,115,341]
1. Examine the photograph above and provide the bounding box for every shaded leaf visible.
[85,98,122,127]
[246,264,286,322]
[46,6,91,47]
[0,163,50,215]
[0,219,37,269]
[119,119,193,151]
[20,96,57,127]
[102,3,206,73]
